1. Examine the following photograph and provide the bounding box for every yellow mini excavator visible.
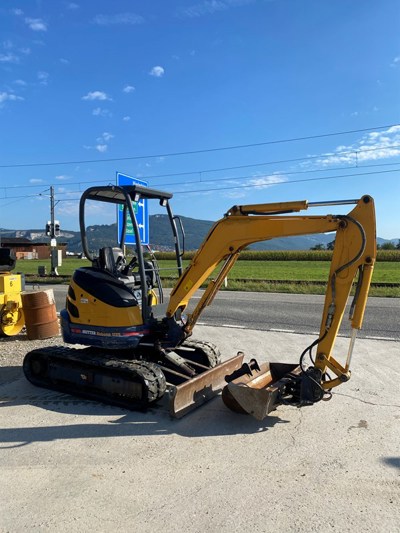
[23,185,376,419]
[0,248,25,336]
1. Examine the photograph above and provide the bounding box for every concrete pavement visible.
[1,326,399,532]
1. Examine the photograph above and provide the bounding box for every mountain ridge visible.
[1,215,398,252]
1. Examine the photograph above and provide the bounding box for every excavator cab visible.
[61,184,185,349]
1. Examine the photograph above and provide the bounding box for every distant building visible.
[0,237,67,260]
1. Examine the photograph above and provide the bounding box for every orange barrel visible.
[21,289,60,340]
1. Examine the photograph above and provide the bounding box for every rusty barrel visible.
[21,289,60,340]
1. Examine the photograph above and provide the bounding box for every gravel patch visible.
[0,332,63,386]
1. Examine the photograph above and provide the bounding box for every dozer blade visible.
[222,361,301,420]
[169,353,245,418]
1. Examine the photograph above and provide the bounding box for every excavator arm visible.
[166,195,376,418]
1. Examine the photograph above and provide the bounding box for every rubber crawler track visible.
[180,339,221,367]
[23,346,167,410]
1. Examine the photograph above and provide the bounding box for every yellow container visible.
[0,273,23,294]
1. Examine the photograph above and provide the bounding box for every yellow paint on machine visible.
[67,280,143,327]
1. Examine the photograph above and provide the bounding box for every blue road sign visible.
[116,172,149,245]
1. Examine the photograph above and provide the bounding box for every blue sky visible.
[1,0,399,239]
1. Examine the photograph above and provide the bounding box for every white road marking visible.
[365,335,399,341]
[194,324,398,342]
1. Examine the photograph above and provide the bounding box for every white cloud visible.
[29,178,44,184]
[390,56,400,67]
[92,107,112,117]
[317,125,400,167]
[122,115,131,121]
[55,175,71,181]
[223,190,247,199]
[37,71,49,85]
[11,8,23,16]
[25,18,48,31]
[14,79,27,86]
[57,201,79,216]
[0,92,24,104]
[247,174,287,190]
[92,13,144,25]
[97,132,114,142]
[3,40,13,49]
[20,47,31,55]
[82,90,111,101]
[0,52,19,63]
[179,0,254,18]
[123,85,135,93]
[149,66,165,77]
[60,58,70,65]
[59,199,115,218]
[210,173,287,199]
[67,3,79,9]
[84,132,114,153]
[96,144,108,153]
[182,0,227,17]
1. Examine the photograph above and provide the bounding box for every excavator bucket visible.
[222,359,301,420]
[169,353,245,418]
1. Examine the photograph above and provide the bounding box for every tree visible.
[310,243,325,251]
[380,242,396,250]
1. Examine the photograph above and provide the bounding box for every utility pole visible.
[49,186,59,276]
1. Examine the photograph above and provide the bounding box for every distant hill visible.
[1,217,398,253]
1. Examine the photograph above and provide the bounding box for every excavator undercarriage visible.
[24,340,244,417]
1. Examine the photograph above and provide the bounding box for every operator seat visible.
[98,247,125,276]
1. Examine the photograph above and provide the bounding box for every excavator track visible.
[23,346,167,410]
[177,339,221,368]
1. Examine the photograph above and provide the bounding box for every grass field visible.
[156,259,399,283]
[15,257,399,297]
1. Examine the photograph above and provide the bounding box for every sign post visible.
[116,172,149,245]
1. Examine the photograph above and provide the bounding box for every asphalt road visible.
[28,284,399,341]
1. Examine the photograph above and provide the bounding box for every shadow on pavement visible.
[0,369,291,447]
[381,457,400,470]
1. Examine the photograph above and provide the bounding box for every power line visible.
[171,167,400,195]
[0,123,398,169]
[114,143,400,181]
[3,165,396,205]
[1,142,400,191]
[156,161,400,189]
